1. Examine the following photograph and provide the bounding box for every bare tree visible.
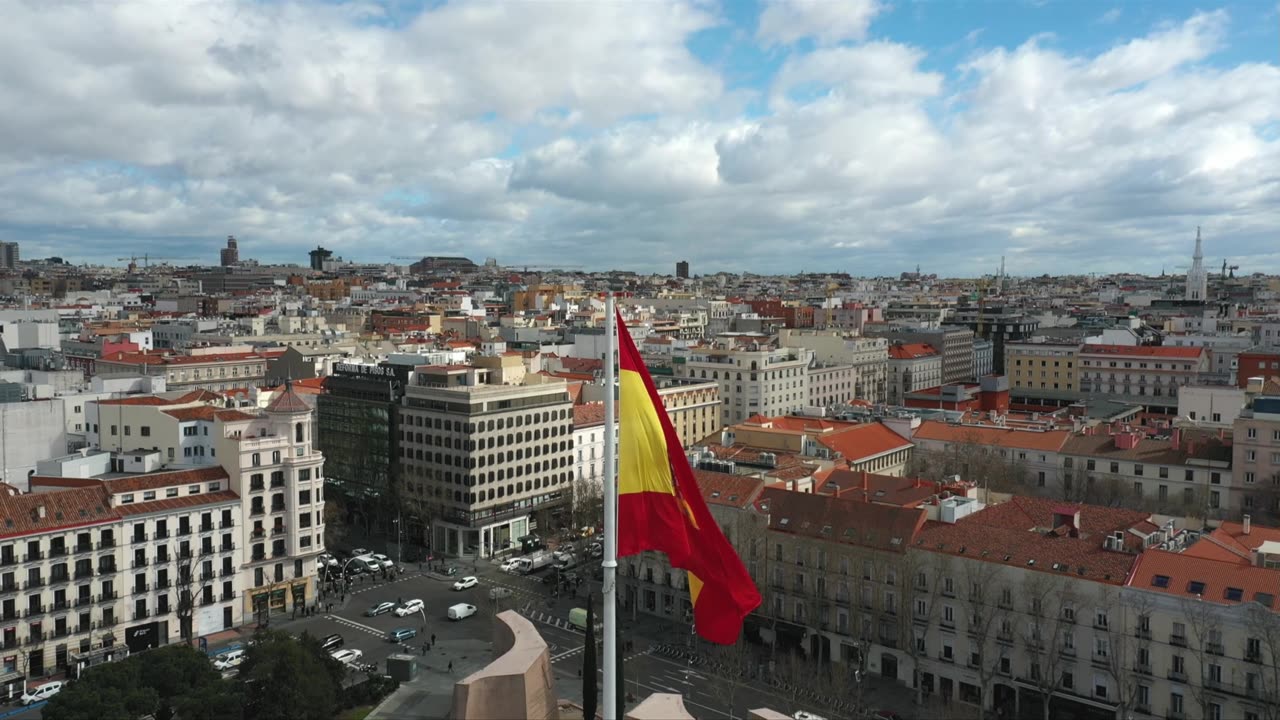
[1245,602,1280,720]
[705,637,755,720]
[175,541,219,645]
[1098,586,1156,719]
[959,559,1010,720]
[1019,573,1074,720]
[1180,595,1226,720]
[896,549,951,707]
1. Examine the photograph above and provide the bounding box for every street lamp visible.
[392,514,403,565]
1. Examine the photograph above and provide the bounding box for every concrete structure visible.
[653,378,720,449]
[887,343,942,405]
[0,241,17,269]
[399,367,574,558]
[1232,391,1280,521]
[0,400,68,491]
[1237,349,1280,388]
[777,329,888,404]
[808,362,857,410]
[0,310,59,351]
[672,344,814,425]
[1177,385,1247,428]
[572,403,607,493]
[946,307,1039,375]
[675,260,689,279]
[450,611,556,720]
[1005,340,1080,399]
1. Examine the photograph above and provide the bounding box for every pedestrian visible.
[431,633,436,645]
[448,661,453,673]
[421,644,427,656]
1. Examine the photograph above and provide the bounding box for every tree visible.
[897,548,950,707]
[1099,587,1155,720]
[706,634,754,719]
[958,559,1010,720]
[44,644,240,720]
[240,629,341,720]
[1180,594,1226,720]
[1018,574,1074,720]
[176,542,219,645]
[1245,602,1280,720]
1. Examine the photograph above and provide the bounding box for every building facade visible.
[1078,345,1211,413]
[672,345,814,426]
[398,366,574,558]
[887,343,942,405]
[94,348,269,393]
[653,377,721,449]
[808,363,856,410]
[947,308,1040,375]
[776,329,888,404]
[1005,340,1080,400]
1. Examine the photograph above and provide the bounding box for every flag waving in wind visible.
[615,309,761,644]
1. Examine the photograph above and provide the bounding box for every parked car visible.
[871,712,903,720]
[318,553,338,567]
[394,599,424,617]
[448,603,477,620]
[488,587,513,600]
[330,649,364,665]
[372,553,395,569]
[351,548,370,557]
[20,681,63,705]
[365,601,396,617]
[360,557,381,573]
[213,649,246,671]
[387,627,418,643]
[499,558,521,573]
[320,634,344,652]
[453,576,478,591]
[792,713,828,720]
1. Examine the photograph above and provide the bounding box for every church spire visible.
[1186,226,1207,302]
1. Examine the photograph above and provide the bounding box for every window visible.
[140,426,150,437]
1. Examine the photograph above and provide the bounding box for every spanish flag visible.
[616,310,761,644]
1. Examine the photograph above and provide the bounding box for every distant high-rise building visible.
[675,260,689,279]
[219,235,239,266]
[1186,227,1207,301]
[0,242,18,269]
[309,246,333,271]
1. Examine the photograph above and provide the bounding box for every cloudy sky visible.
[1,0,1278,276]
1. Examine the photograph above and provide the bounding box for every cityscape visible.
[2,1,1280,720]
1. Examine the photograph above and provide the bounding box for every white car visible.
[330,648,364,665]
[372,553,395,569]
[20,681,62,705]
[394,598,424,617]
[213,649,246,671]
[500,558,521,573]
[453,575,478,591]
[792,713,828,720]
[318,553,338,567]
[448,603,477,620]
[351,547,370,557]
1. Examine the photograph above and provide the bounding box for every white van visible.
[447,603,477,620]
[213,649,246,670]
[20,681,62,705]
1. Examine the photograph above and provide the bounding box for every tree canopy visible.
[44,644,241,720]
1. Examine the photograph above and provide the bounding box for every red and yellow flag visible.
[616,309,761,644]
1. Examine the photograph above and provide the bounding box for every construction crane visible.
[116,254,177,269]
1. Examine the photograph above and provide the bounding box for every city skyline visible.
[1,0,1277,275]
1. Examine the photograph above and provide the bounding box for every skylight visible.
[1224,587,1244,602]
[1187,580,1206,595]
[820,525,832,536]
[1255,593,1275,608]
[1152,575,1170,588]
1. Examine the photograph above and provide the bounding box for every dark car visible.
[320,634,344,652]
[388,627,417,643]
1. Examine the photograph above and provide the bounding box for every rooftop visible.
[757,486,926,553]
[1079,344,1205,358]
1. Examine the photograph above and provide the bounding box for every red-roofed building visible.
[888,340,944,406]
[1078,343,1211,413]
[95,347,270,393]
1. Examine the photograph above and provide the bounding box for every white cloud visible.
[757,0,886,46]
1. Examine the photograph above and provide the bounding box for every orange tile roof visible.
[216,409,258,422]
[573,403,607,429]
[757,486,926,553]
[817,423,913,461]
[100,466,230,494]
[695,470,766,509]
[97,396,183,407]
[162,406,222,422]
[913,420,1072,453]
[116,489,241,517]
[914,496,1149,584]
[1079,344,1205,359]
[1128,549,1279,608]
[819,469,937,507]
[0,486,118,540]
[888,343,939,360]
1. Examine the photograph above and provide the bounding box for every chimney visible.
[1244,514,1252,535]
[1171,427,1181,450]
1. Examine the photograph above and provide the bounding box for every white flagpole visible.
[602,292,619,720]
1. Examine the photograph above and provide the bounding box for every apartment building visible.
[1078,345,1211,414]
[887,343,942,405]
[672,345,813,425]
[973,338,994,379]
[94,346,271,393]
[1231,391,1280,521]
[866,326,974,386]
[948,306,1041,374]
[1005,340,1080,404]
[0,467,244,680]
[808,363,857,410]
[653,377,721,450]
[777,329,888,404]
[572,403,608,491]
[398,366,574,558]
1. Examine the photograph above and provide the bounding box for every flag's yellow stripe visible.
[619,367,676,497]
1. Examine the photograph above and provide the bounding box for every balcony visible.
[154,530,170,540]
[50,571,70,584]
[73,542,93,555]
[0,582,16,595]
[24,578,44,590]
[156,580,171,590]
[97,564,118,575]
[1059,646,1076,658]
[937,653,955,664]
[271,526,287,536]
[177,526,192,537]
[97,539,116,550]
[0,555,14,567]
[271,549,288,559]
[178,550,192,560]
[220,568,235,578]
[1134,663,1152,676]
[1168,669,1187,683]
[101,616,117,628]
[220,519,235,530]
[199,572,214,583]
[1092,619,1109,631]
[251,552,266,562]
[50,600,69,612]
[221,591,237,602]
[97,591,118,604]
[22,605,46,618]
[0,611,16,622]
[132,558,149,569]
[133,609,150,621]
[250,482,265,492]
[132,584,150,595]
[220,542,235,553]
[1246,651,1262,664]
[132,533,148,543]
[1206,642,1225,656]
[74,596,92,608]
[199,523,215,534]
[250,507,265,517]
[74,568,93,580]
[52,626,70,639]
[0,639,15,651]
[155,554,170,564]
[1091,653,1110,669]
[1170,634,1188,647]
[74,624,90,634]
[25,633,45,646]
[49,546,68,558]
[23,551,44,563]
[1135,627,1152,640]
[269,504,286,514]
